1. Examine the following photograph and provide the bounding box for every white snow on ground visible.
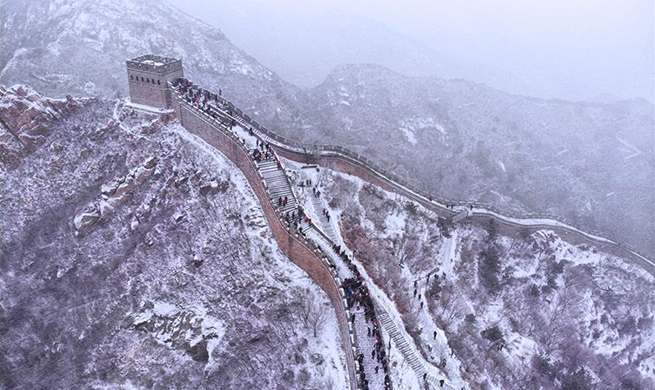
[153,302,179,317]
[497,161,506,172]
[385,211,406,238]
[284,158,469,389]
[171,124,349,388]
[399,127,417,145]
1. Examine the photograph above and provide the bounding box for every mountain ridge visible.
[1,0,652,257]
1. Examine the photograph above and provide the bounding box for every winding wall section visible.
[213,94,655,275]
[171,95,360,390]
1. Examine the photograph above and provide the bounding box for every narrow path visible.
[287,163,463,390]
[172,82,391,390]
[207,88,653,270]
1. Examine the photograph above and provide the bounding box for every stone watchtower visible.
[126,54,184,109]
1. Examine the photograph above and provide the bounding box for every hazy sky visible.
[171,0,654,101]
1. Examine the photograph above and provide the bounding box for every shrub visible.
[485,218,498,241]
[405,201,418,216]
[481,325,506,350]
[478,246,502,295]
[531,354,557,380]
[429,277,442,299]
[561,367,593,390]
[437,217,454,238]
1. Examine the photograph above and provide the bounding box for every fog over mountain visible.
[2,0,655,388]
[170,0,655,102]
[170,1,528,94]
[1,0,653,256]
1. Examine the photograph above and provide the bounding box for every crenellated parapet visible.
[126,54,184,109]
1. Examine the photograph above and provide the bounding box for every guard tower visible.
[126,54,184,109]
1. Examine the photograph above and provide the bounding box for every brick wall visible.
[276,148,655,274]
[173,99,359,389]
[128,67,184,108]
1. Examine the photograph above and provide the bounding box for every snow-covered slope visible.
[2,0,652,260]
[300,64,655,259]
[302,162,655,389]
[0,87,347,389]
[0,0,305,132]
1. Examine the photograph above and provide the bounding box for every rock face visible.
[0,89,347,389]
[0,84,81,169]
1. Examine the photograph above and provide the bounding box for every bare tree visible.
[394,230,419,267]
[296,288,330,338]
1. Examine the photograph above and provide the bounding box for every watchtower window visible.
[130,75,133,80]
[147,78,150,83]
[157,80,161,85]
[141,76,144,82]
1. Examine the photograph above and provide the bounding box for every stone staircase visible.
[309,195,340,243]
[378,311,456,390]
[257,159,297,214]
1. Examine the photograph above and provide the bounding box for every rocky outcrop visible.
[73,157,158,237]
[0,84,81,169]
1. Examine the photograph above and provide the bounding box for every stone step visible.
[270,192,293,199]
[267,186,290,193]
[266,181,290,188]
[265,178,288,184]
[266,183,289,190]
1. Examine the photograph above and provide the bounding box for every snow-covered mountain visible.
[298,64,655,259]
[0,0,306,131]
[0,86,347,389]
[4,82,652,389]
[306,162,655,389]
[2,0,652,259]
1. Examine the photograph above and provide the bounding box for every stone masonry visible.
[127,55,184,109]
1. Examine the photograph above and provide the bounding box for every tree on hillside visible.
[437,216,454,238]
[561,367,593,390]
[429,277,442,300]
[296,289,329,338]
[478,246,502,295]
[485,218,498,241]
[481,325,506,351]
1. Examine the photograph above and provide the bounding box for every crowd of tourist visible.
[342,268,392,390]
[174,78,395,390]
[173,78,236,128]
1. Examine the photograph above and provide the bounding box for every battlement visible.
[126,54,184,109]
[126,54,182,74]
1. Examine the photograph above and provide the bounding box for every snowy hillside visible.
[287,161,655,389]
[300,64,655,259]
[0,86,347,389]
[0,0,305,132]
[1,0,651,260]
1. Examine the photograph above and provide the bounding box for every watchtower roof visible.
[126,54,182,74]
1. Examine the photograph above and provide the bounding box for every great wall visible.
[125,54,655,390]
